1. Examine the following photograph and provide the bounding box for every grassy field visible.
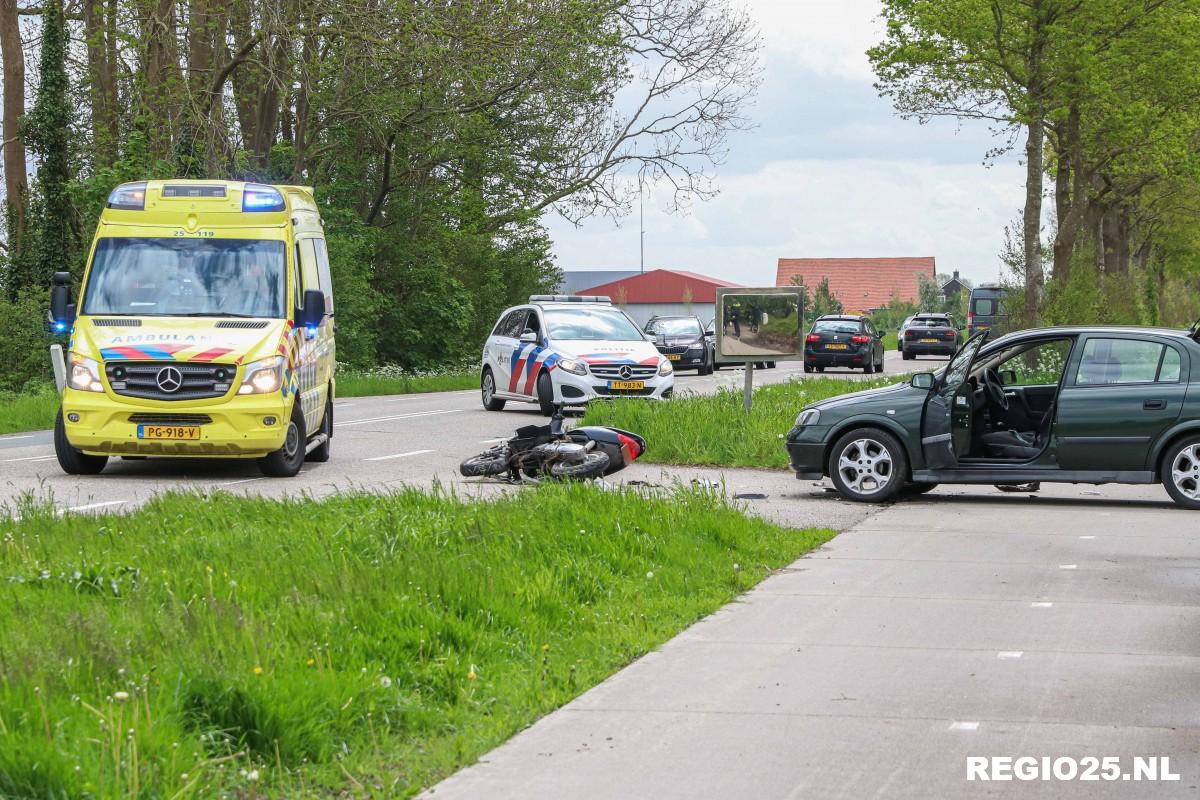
[336,364,478,398]
[0,484,833,798]
[0,383,58,435]
[582,376,899,469]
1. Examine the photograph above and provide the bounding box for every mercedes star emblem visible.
[618,365,633,380]
[156,366,183,393]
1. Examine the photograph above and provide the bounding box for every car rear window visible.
[813,320,861,334]
[971,298,996,315]
[912,317,950,327]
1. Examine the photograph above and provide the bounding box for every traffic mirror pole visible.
[743,361,754,412]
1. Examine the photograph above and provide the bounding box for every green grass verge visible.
[882,332,898,351]
[0,484,833,798]
[582,376,898,469]
[336,365,478,397]
[0,383,58,436]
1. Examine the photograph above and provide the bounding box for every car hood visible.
[551,339,664,365]
[808,381,922,413]
[73,316,291,366]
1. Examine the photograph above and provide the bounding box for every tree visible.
[23,0,75,292]
[0,0,28,267]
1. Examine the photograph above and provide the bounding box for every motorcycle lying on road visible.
[459,406,646,482]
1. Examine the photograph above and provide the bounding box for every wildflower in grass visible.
[247,769,260,782]
[253,666,263,675]
[646,571,654,579]
[113,691,129,703]
[468,665,477,681]
[379,675,392,689]
[542,644,550,652]
[306,658,315,666]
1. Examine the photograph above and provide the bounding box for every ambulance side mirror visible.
[298,289,326,329]
[49,271,74,333]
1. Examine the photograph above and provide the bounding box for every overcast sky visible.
[542,0,1025,287]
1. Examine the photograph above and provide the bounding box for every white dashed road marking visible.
[365,449,436,462]
[58,500,127,515]
[339,409,462,428]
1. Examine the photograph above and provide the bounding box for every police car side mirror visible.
[519,331,538,343]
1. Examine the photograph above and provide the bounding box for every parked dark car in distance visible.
[786,323,1200,509]
[901,312,960,359]
[804,315,885,374]
[645,315,714,375]
[968,284,1009,337]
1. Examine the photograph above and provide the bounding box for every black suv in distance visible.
[645,315,714,374]
[901,312,960,359]
[804,315,885,374]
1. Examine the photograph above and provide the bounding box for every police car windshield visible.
[647,318,702,336]
[82,237,287,318]
[544,307,643,341]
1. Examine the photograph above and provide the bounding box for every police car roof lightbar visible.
[529,295,612,304]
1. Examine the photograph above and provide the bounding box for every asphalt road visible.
[0,348,932,513]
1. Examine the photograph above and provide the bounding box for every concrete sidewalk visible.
[423,484,1200,799]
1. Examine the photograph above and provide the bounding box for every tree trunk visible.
[0,0,27,260]
[83,0,118,166]
[142,0,181,161]
[1022,114,1045,325]
[1050,103,1084,287]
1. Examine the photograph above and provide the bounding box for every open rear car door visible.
[921,330,989,469]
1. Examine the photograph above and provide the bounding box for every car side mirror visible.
[910,372,935,390]
[703,330,715,338]
[998,368,1017,385]
[519,331,538,343]
[49,271,74,333]
[298,289,326,328]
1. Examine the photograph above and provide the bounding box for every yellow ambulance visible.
[50,180,335,477]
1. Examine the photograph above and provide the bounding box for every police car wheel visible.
[481,368,506,411]
[259,406,306,478]
[54,408,107,475]
[537,371,555,416]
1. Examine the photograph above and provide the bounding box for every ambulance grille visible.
[214,320,270,329]
[105,361,234,401]
[92,318,141,327]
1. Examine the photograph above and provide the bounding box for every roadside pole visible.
[743,362,754,412]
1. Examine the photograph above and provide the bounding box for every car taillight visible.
[944,330,955,338]
[968,312,975,325]
[617,433,642,462]
[851,335,870,344]
[805,333,821,343]
[905,329,916,338]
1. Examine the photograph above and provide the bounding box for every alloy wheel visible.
[483,372,495,404]
[1171,444,1200,501]
[837,438,894,496]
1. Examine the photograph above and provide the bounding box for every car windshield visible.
[813,320,861,334]
[82,237,287,318]
[544,307,644,341]
[647,318,702,336]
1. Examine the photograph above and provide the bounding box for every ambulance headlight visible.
[558,357,587,376]
[68,354,104,392]
[238,356,284,394]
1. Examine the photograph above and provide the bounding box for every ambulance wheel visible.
[54,409,107,475]
[259,405,306,477]
[481,367,506,411]
[307,394,332,462]
[537,371,556,417]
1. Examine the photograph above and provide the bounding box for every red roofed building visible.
[775,257,936,313]
[576,268,743,326]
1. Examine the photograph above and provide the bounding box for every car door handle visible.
[1144,399,1167,410]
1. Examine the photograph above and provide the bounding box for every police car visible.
[481,296,675,414]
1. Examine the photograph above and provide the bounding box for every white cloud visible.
[544,158,1023,287]
[748,0,884,82]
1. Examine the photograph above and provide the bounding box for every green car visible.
[785,325,1200,509]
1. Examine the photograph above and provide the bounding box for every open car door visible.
[921,330,989,470]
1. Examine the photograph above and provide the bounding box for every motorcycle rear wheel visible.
[460,448,511,477]
[548,451,610,479]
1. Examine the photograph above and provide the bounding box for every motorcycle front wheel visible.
[459,448,511,477]
[548,451,610,479]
